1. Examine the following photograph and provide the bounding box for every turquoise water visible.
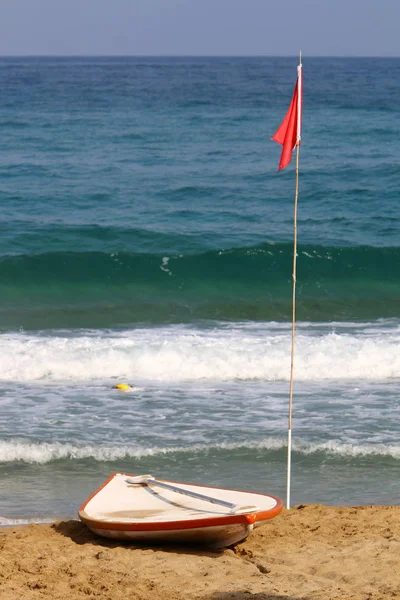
[0,56,399,523]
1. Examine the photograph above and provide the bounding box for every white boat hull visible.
[79,472,282,548]
[88,522,253,548]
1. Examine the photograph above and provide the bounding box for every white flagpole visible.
[286,52,302,510]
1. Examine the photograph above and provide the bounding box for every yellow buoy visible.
[114,383,132,391]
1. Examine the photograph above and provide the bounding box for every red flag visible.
[272,63,302,171]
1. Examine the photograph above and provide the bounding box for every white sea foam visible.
[1,438,399,464]
[0,516,56,527]
[0,321,399,383]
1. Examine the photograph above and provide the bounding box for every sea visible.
[0,56,399,526]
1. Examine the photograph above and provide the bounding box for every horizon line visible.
[0,53,399,59]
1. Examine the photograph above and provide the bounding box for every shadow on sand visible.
[52,519,224,557]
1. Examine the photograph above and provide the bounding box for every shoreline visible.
[1,504,399,600]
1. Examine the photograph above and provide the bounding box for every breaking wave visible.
[1,438,399,465]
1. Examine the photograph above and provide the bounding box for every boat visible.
[78,472,283,548]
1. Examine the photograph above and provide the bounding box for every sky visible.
[0,0,399,57]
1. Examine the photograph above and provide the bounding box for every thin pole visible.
[286,142,300,510]
[286,51,302,510]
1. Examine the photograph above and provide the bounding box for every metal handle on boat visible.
[125,475,259,515]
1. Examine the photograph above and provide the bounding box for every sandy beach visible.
[0,504,399,600]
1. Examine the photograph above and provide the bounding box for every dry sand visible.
[0,504,399,600]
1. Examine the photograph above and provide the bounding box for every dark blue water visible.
[0,57,399,522]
